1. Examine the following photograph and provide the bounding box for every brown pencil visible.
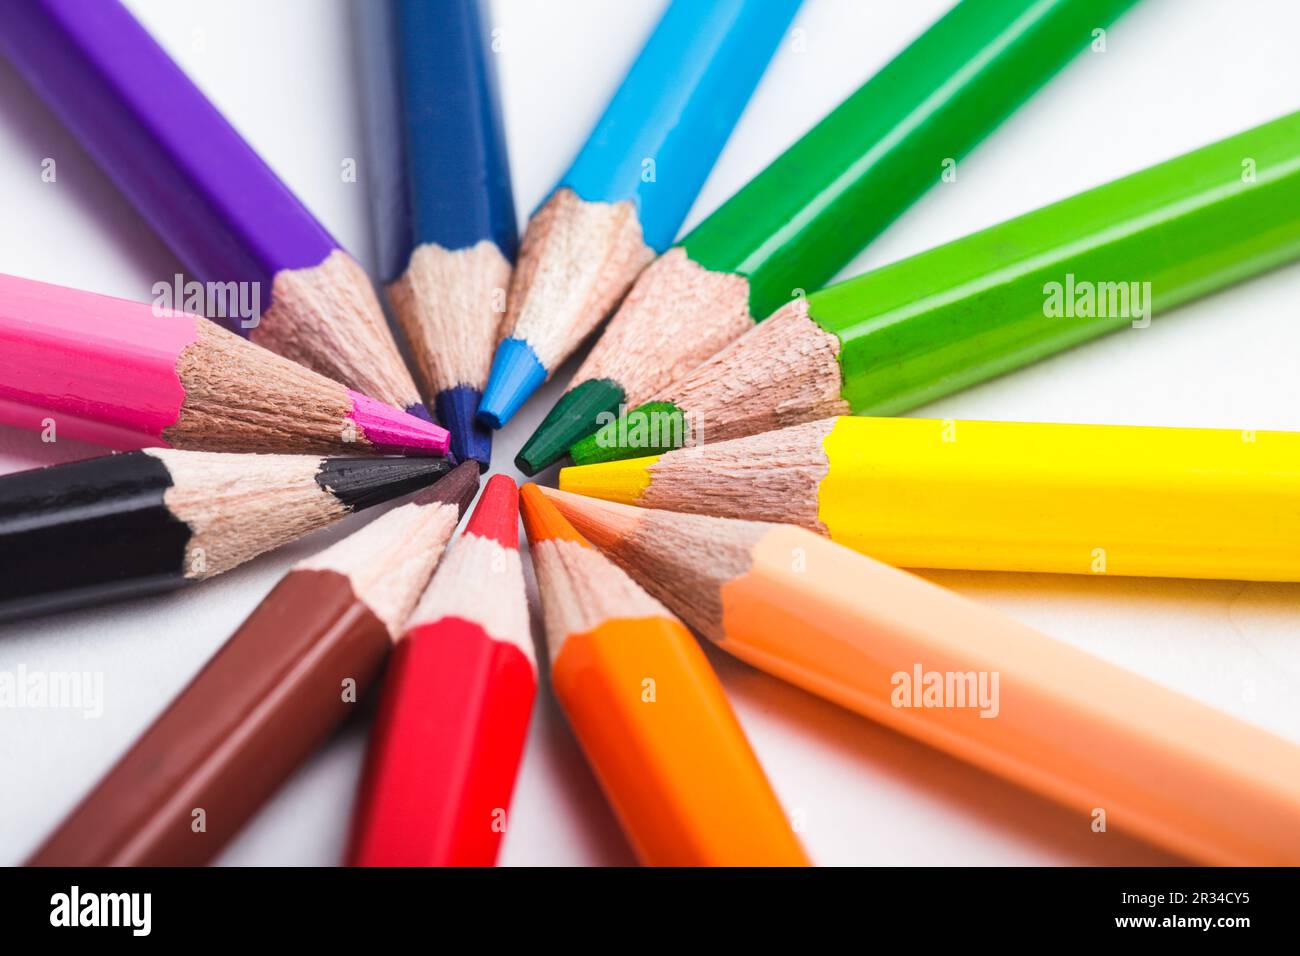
[25,461,480,867]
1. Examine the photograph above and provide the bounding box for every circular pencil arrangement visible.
[2,0,1299,869]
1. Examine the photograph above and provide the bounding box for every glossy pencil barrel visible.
[552,615,807,866]
[825,111,1300,415]
[0,450,451,622]
[683,0,1140,317]
[399,0,516,264]
[478,0,799,428]
[0,273,197,449]
[0,0,335,309]
[554,0,800,252]
[346,619,535,866]
[0,452,191,621]
[517,0,1138,474]
[1,0,427,418]
[562,416,1300,580]
[27,571,391,865]
[346,474,532,866]
[384,0,518,466]
[719,526,1300,865]
[0,273,451,456]
[521,484,807,866]
[545,491,1300,865]
[27,466,477,865]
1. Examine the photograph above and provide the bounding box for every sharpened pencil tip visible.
[478,338,547,429]
[463,474,520,549]
[519,483,590,548]
[569,401,686,465]
[405,401,436,423]
[436,386,493,470]
[315,456,453,512]
[558,456,656,504]
[517,378,626,475]
[348,391,451,456]
[414,459,481,517]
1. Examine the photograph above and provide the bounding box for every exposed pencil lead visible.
[314,457,452,511]
[436,386,493,469]
[477,337,546,429]
[413,460,480,517]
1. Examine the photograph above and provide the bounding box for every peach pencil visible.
[544,488,1300,865]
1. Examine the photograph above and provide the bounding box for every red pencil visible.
[346,474,535,866]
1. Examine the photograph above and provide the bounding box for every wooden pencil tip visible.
[435,385,493,470]
[463,474,520,550]
[537,487,645,553]
[413,459,481,517]
[519,483,590,548]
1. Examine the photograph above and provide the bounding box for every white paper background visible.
[1,0,1298,866]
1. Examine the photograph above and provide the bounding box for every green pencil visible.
[571,110,1300,465]
[516,0,1141,474]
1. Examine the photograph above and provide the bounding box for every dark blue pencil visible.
[357,0,518,469]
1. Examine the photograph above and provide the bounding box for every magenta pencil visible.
[0,273,449,456]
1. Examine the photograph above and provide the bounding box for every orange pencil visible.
[542,488,1300,866]
[519,484,808,866]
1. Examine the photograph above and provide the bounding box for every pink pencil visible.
[0,274,449,456]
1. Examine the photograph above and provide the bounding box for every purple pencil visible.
[0,0,430,421]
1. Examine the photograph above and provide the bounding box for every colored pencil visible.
[561,416,1300,581]
[354,0,413,299]
[519,484,808,866]
[0,450,454,623]
[0,0,429,420]
[518,0,1140,473]
[543,488,1300,865]
[0,273,450,457]
[346,474,534,867]
[357,0,518,469]
[476,0,800,429]
[572,110,1300,465]
[26,462,479,866]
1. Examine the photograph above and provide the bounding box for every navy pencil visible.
[355,0,413,289]
[358,0,518,469]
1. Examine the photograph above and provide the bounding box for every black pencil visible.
[0,449,452,622]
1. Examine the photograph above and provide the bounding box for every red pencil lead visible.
[462,474,520,549]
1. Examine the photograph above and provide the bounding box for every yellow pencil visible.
[560,416,1300,580]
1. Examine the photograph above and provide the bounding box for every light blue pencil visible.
[477,0,800,429]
